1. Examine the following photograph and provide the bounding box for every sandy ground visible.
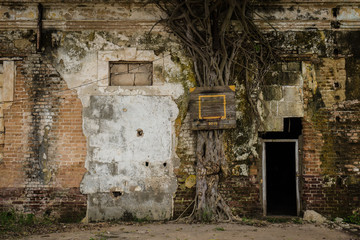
[19,222,359,240]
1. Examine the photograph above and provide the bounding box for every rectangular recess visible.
[109,61,152,86]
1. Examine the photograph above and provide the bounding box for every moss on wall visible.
[345,57,360,100]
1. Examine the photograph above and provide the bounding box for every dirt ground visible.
[18,222,359,240]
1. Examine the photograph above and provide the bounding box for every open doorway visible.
[260,118,301,216]
[263,140,299,216]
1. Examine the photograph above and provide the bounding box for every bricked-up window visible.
[109,62,152,86]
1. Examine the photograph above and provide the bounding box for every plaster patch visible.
[81,95,179,220]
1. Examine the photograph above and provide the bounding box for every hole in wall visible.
[112,191,122,198]
[336,116,341,122]
[334,82,340,88]
[335,95,340,100]
[333,49,339,56]
[336,176,343,187]
[137,129,144,137]
[331,21,341,29]
[145,161,149,167]
[163,162,167,167]
[332,7,340,18]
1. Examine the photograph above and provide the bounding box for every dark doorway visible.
[265,141,297,216]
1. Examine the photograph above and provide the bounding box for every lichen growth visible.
[224,84,258,168]
[345,57,360,100]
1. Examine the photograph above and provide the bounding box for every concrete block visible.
[263,85,282,101]
[129,63,152,73]
[287,62,301,71]
[283,86,302,102]
[264,71,280,85]
[278,101,304,117]
[280,72,301,86]
[110,63,128,73]
[110,73,134,86]
[262,101,271,117]
[263,116,283,132]
[263,101,278,117]
[135,73,152,86]
[3,61,14,102]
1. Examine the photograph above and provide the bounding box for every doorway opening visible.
[260,118,302,216]
[264,141,298,216]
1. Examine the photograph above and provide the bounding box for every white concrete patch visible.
[81,95,179,220]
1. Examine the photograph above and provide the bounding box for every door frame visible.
[262,139,300,216]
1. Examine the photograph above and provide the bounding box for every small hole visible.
[335,95,340,100]
[333,49,339,55]
[137,129,144,137]
[334,82,340,88]
[163,162,167,167]
[332,7,339,18]
[145,161,149,167]
[336,116,341,122]
[331,21,341,29]
[112,191,122,198]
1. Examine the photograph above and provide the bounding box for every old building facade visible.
[0,0,359,221]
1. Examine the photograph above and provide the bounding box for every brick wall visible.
[173,114,197,218]
[220,174,261,217]
[302,58,360,217]
[0,31,87,220]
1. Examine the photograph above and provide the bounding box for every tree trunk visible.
[195,130,233,221]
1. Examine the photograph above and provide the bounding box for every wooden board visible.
[189,85,236,130]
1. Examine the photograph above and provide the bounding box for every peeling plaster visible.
[46,29,188,221]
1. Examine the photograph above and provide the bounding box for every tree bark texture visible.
[196,130,232,221]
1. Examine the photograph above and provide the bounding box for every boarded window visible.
[109,62,152,86]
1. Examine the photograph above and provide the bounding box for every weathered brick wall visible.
[220,174,261,217]
[302,58,360,217]
[0,31,87,221]
[173,114,197,218]
[1,3,360,222]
